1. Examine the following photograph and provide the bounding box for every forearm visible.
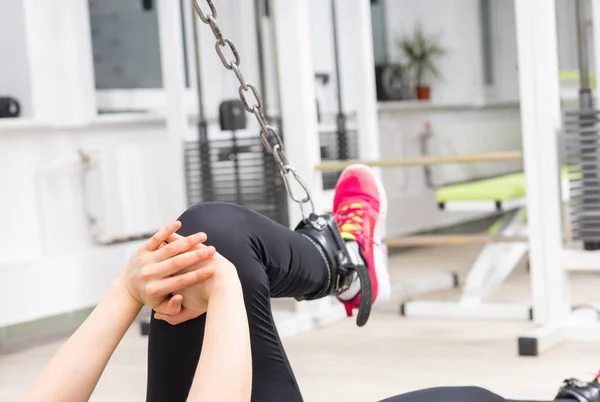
[187,279,252,402]
[22,279,141,402]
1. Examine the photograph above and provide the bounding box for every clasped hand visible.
[117,221,237,325]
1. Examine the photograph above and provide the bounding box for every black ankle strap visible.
[294,213,373,327]
[556,378,600,402]
[351,264,372,327]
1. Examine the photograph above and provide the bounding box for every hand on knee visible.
[169,251,242,320]
[118,221,217,315]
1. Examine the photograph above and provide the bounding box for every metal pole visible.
[254,0,269,117]
[576,0,593,107]
[191,2,206,121]
[575,0,599,250]
[576,0,591,91]
[591,0,600,94]
[191,2,213,203]
[268,1,283,118]
[266,0,290,227]
[479,0,494,85]
[331,0,344,114]
[330,0,348,160]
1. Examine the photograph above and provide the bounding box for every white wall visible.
[378,0,521,105]
[384,0,485,104]
[378,102,523,235]
[0,121,175,327]
[0,0,32,116]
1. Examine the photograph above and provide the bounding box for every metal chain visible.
[192,0,315,220]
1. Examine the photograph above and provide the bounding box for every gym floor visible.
[1,245,598,402]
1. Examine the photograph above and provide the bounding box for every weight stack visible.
[564,109,600,250]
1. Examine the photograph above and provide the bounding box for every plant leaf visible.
[396,23,447,85]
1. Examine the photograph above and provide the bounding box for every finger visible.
[142,246,216,280]
[158,234,180,250]
[153,295,183,316]
[144,221,182,251]
[149,265,215,296]
[151,245,216,278]
[155,308,203,325]
[168,294,183,311]
[160,232,197,248]
[165,233,186,243]
[153,232,208,262]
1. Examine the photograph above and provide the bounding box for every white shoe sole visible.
[340,164,391,306]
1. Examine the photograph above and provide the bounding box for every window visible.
[88,0,192,113]
[0,1,31,117]
[370,0,389,65]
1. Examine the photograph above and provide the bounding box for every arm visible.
[187,263,252,402]
[22,222,216,402]
[153,252,252,402]
[21,280,141,402]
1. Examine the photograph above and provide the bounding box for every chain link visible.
[192,0,314,220]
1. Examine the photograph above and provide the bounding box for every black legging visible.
[146,203,565,402]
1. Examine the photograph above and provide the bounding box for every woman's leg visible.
[147,202,329,402]
[379,387,508,402]
[147,165,388,402]
[378,387,573,402]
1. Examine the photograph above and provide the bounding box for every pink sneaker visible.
[333,164,390,317]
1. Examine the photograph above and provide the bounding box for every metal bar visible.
[576,0,591,90]
[190,1,211,207]
[479,0,494,85]
[384,235,529,248]
[254,0,269,116]
[571,0,600,250]
[315,150,523,171]
[268,1,283,118]
[330,0,349,163]
[191,1,205,122]
[331,0,344,114]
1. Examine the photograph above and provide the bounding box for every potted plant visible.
[398,24,447,100]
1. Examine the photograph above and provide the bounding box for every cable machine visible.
[183,0,289,227]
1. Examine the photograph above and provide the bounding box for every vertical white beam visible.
[22,0,97,124]
[272,0,322,225]
[340,0,381,164]
[338,0,386,236]
[592,0,600,89]
[158,0,188,216]
[514,0,570,325]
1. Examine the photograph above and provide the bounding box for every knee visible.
[177,202,246,245]
[385,387,505,402]
[177,202,268,294]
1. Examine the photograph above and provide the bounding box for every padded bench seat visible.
[437,173,526,211]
